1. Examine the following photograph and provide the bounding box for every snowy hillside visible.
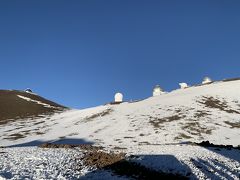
[0,79,240,179]
[1,80,240,147]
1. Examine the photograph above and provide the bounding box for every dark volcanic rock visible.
[0,90,67,125]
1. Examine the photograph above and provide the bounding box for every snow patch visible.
[17,95,58,109]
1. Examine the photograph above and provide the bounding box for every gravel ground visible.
[0,145,239,180]
[0,147,84,180]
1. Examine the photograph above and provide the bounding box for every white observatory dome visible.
[202,77,212,84]
[114,92,123,103]
[179,82,188,89]
[153,85,164,96]
[25,88,32,93]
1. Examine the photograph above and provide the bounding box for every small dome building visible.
[152,85,164,96]
[179,82,188,89]
[202,77,212,84]
[25,88,32,93]
[114,92,123,103]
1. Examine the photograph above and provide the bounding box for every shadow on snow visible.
[6,138,94,147]
[81,154,194,179]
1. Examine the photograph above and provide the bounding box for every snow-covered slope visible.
[0,80,240,179]
[1,80,239,147]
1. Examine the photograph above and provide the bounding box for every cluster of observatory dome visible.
[114,77,213,103]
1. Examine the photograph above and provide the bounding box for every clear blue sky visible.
[0,0,240,108]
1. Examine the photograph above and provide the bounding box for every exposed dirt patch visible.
[39,143,103,151]
[33,121,45,125]
[4,127,23,133]
[123,136,134,139]
[67,133,79,136]
[39,143,76,149]
[113,146,127,150]
[174,133,192,140]
[149,115,186,129]
[224,121,240,128]
[20,130,31,135]
[59,136,66,139]
[84,109,113,122]
[175,109,182,113]
[194,110,211,118]
[138,141,151,145]
[78,146,187,179]
[93,125,109,134]
[3,133,26,140]
[34,131,45,135]
[182,120,213,136]
[81,150,125,169]
[197,96,239,114]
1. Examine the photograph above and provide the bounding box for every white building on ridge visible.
[202,77,212,84]
[179,82,188,89]
[114,92,123,103]
[25,88,32,93]
[153,85,164,96]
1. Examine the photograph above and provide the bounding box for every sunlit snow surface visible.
[0,80,240,179]
[17,95,62,109]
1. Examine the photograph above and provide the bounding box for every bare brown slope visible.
[0,90,67,125]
